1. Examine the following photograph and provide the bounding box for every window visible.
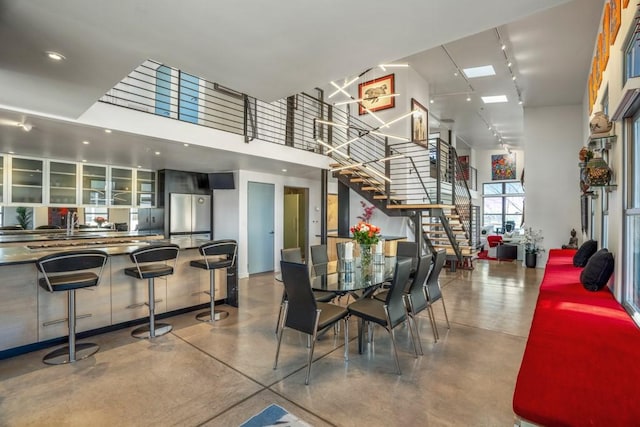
[625,36,640,83]
[624,112,640,326]
[85,207,108,227]
[482,181,524,232]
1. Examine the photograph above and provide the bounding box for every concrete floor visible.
[0,259,544,426]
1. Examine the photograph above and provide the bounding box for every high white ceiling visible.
[0,0,603,175]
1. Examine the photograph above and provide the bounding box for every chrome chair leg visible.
[304,311,321,385]
[441,297,451,329]
[343,318,349,361]
[273,302,288,370]
[428,305,440,341]
[384,307,402,375]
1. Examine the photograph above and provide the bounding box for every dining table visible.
[275,256,398,353]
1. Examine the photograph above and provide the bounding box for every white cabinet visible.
[82,164,107,205]
[111,167,133,206]
[10,157,43,204]
[0,264,37,351]
[49,161,78,205]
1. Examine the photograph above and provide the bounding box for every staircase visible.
[325,126,479,268]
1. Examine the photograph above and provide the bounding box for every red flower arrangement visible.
[350,222,381,245]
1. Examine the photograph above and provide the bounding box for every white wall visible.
[524,105,583,267]
[213,172,240,243]
[237,169,323,278]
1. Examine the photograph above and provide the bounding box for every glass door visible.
[49,161,77,205]
[11,157,43,204]
[82,164,107,205]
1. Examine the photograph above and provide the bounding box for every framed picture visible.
[491,153,516,180]
[410,98,428,144]
[358,74,395,115]
[458,155,470,181]
[588,73,594,114]
[610,0,621,45]
[601,3,610,70]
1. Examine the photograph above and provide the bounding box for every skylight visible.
[462,65,496,78]
[481,95,508,104]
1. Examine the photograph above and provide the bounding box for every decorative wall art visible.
[410,98,428,144]
[601,3,610,70]
[358,74,395,115]
[610,0,621,44]
[458,155,470,180]
[491,153,516,180]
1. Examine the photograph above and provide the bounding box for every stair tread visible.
[386,204,455,210]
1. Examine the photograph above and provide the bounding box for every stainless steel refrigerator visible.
[169,193,211,239]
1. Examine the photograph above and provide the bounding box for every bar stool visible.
[36,250,108,365]
[125,244,180,338]
[190,239,237,322]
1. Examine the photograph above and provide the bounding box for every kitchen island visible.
[0,234,237,357]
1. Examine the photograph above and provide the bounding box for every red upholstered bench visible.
[513,249,640,426]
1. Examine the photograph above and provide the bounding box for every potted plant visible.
[522,227,544,268]
[15,207,32,230]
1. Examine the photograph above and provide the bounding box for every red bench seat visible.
[513,249,640,426]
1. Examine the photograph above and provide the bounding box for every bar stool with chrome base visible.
[36,250,108,365]
[190,239,237,322]
[125,244,180,338]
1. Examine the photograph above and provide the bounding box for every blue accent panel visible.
[155,65,172,117]
[179,72,200,124]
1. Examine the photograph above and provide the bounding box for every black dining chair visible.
[274,261,349,385]
[425,249,451,341]
[276,248,335,334]
[403,253,435,353]
[310,244,329,265]
[396,241,419,273]
[347,258,415,374]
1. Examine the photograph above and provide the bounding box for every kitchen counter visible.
[0,230,161,244]
[0,235,210,266]
[0,234,237,356]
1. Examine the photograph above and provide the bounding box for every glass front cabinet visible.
[136,170,156,207]
[111,167,133,206]
[0,156,156,207]
[49,161,77,205]
[82,164,107,206]
[10,157,43,204]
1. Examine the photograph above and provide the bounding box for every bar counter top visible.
[0,235,210,266]
[0,230,162,244]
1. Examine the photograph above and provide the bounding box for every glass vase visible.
[359,243,372,270]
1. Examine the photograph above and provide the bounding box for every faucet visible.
[66,212,78,236]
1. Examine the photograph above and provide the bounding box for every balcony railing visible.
[101,60,476,212]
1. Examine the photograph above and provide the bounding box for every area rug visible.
[240,404,312,427]
[477,250,497,261]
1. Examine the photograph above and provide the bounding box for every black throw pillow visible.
[580,249,614,291]
[573,239,598,267]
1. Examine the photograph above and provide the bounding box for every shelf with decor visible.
[135,170,156,207]
[587,134,616,152]
[110,167,133,206]
[49,161,78,205]
[10,157,43,204]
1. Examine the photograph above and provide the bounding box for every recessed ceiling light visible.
[430,99,434,104]
[501,44,506,50]
[507,62,512,67]
[183,143,189,147]
[155,151,161,155]
[104,129,112,134]
[281,169,287,172]
[137,165,142,168]
[512,76,517,81]
[8,151,14,154]
[453,71,458,77]
[482,95,508,104]
[462,65,496,79]
[82,159,87,163]
[46,51,66,61]
[519,100,523,105]
[82,140,90,145]
[466,95,471,102]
